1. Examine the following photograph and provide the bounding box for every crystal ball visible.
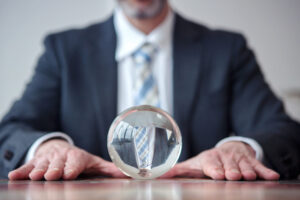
[107,105,182,179]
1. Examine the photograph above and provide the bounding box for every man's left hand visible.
[161,141,280,180]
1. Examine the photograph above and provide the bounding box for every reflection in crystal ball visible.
[107,105,182,179]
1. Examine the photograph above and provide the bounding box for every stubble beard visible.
[118,0,167,19]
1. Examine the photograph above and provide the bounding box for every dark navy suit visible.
[0,14,300,179]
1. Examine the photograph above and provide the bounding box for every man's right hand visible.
[8,139,126,181]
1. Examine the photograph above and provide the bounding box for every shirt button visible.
[4,150,14,161]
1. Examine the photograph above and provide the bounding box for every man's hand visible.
[8,139,126,181]
[162,141,280,180]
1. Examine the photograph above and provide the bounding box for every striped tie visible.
[132,43,158,171]
[132,43,160,107]
[113,121,155,170]
[135,127,149,168]
[134,126,155,170]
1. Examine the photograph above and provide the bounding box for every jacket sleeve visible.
[0,35,62,178]
[229,34,300,179]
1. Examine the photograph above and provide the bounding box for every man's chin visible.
[119,0,167,20]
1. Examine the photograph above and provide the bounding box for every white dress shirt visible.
[115,7,174,115]
[25,8,263,163]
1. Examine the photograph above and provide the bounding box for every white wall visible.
[0,0,300,121]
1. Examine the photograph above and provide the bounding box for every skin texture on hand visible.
[8,139,126,181]
[161,141,280,181]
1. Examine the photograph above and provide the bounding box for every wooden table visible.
[1,178,300,200]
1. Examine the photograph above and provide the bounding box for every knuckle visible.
[67,149,77,157]
[35,161,49,169]
[67,148,85,159]
[207,149,219,157]
[212,166,223,171]
[217,148,231,158]
[16,165,26,172]
[226,152,235,160]
[29,158,37,164]
[238,155,250,164]
[52,152,64,160]
[220,152,233,163]
[199,149,210,156]
[250,158,260,165]
[34,154,44,160]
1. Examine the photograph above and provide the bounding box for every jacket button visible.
[4,150,14,161]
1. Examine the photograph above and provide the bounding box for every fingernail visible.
[270,171,280,177]
[50,168,60,172]
[8,171,13,177]
[269,170,278,174]
[230,169,240,174]
[65,169,74,175]
[33,169,45,173]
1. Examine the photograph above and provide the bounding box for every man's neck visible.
[124,3,170,35]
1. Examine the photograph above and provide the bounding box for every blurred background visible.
[0,0,299,121]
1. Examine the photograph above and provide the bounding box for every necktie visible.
[133,126,155,170]
[113,120,155,171]
[132,43,158,171]
[132,42,160,107]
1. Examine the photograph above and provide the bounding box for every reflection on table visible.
[1,178,300,200]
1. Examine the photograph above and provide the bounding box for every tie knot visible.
[133,43,157,64]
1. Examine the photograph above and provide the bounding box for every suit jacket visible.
[0,14,300,179]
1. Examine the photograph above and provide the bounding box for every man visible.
[1,0,300,181]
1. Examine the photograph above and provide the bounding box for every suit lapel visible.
[173,14,204,161]
[88,16,118,159]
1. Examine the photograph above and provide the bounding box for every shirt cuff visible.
[24,132,74,163]
[215,136,264,161]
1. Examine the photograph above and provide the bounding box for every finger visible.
[160,161,205,178]
[252,160,280,180]
[98,161,127,178]
[159,164,179,178]
[44,157,65,181]
[239,158,257,180]
[8,163,35,180]
[201,153,225,180]
[29,159,49,181]
[63,150,86,180]
[221,154,242,181]
[84,157,127,178]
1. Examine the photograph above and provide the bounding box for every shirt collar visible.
[114,7,175,61]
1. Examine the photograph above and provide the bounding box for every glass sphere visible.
[107,105,182,179]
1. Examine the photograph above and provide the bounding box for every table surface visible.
[0,178,300,200]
